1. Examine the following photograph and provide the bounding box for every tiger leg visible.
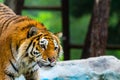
[5,75,15,80]
[24,70,39,80]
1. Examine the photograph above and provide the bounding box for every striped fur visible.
[0,3,62,80]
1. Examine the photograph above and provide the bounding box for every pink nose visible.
[48,57,55,63]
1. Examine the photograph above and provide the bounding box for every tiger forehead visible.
[40,37,56,44]
[32,32,58,44]
[33,35,57,45]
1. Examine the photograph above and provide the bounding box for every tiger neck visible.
[5,59,20,77]
[6,57,37,77]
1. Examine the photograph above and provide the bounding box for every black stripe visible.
[0,15,9,19]
[7,74,14,80]
[5,73,14,80]
[31,42,35,56]
[26,40,34,51]
[31,63,37,69]
[31,69,38,73]
[36,55,40,58]
[4,16,19,29]
[13,16,29,24]
[41,23,44,26]
[9,60,19,73]
[27,29,30,38]
[10,42,16,60]
[28,64,36,72]
[16,45,19,52]
[36,37,40,41]
[30,42,34,53]
[33,42,35,48]
[0,13,7,15]
[0,15,15,32]
[10,44,15,59]
[0,16,9,30]
[26,34,42,52]
[1,16,15,30]
[26,40,35,57]
[24,53,29,57]
[36,47,39,51]
[30,52,34,56]
[35,34,42,40]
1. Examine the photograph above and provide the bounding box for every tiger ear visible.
[54,32,63,38]
[27,27,38,38]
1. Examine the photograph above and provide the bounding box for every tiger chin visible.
[0,3,63,80]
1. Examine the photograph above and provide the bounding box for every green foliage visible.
[108,14,120,45]
[69,0,94,18]
[0,0,3,2]
[24,0,61,6]
[70,14,91,44]
[22,10,62,33]
[109,13,118,27]
[110,0,120,14]
[70,49,82,59]
[69,0,120,17]
[106,50,120,59]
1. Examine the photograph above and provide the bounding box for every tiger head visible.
[17,26,63,67]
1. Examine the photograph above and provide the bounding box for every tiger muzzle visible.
[37,57,56,67]
[48,57,56,63]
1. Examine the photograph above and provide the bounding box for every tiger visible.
[0,3,63,80]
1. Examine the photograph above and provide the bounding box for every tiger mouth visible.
[37,61,56,67]
[37,61,43,67]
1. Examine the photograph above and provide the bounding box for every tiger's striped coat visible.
[0,3,62,80]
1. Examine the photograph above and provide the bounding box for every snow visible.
[15,56,120,80]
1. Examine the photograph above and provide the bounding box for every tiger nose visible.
[48,57,55,63]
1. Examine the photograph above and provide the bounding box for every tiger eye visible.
[40,41,44,43]
[40,44,46,49]
[33,52,39,55]
[54,47,58,50]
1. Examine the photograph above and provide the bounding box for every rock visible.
[15,56,120,80]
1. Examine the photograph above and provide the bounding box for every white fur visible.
[53,39,58,49]
[39,37,48,50]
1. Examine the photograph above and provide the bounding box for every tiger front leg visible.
[4,74,15,80]
[24,70,40,80]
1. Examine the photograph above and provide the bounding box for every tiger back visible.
[0,3,63,80]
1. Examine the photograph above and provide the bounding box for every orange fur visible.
[0,3,62,80]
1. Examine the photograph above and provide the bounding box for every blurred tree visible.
[70,0,120,17]
[70,0,120,45]
[69,0,94,18]
[4,0,24,14]
[107,0,120,45]
[82,0,110,58]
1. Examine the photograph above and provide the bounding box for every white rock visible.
[16,56,120,80]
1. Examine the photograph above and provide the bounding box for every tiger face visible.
[31,36,60,67]
[17,27,63,68]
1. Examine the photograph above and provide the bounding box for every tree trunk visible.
[61,0,70,60]
[4,0,24,15]
[81,0,110,58]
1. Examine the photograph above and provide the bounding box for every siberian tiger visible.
[0,3,63,80]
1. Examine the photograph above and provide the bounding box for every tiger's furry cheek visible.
[58,45,63,59]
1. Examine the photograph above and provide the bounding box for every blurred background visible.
[1,0,120,60]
